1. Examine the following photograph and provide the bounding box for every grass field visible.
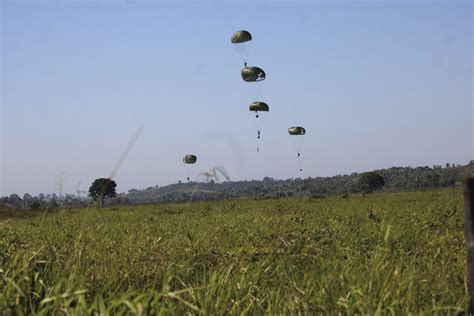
[0,189,468,314]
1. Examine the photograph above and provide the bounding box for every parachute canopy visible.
[288,126,306,135]
[231,30,252,44]
[249,101,269,112]
[183,154,197,164]
[241,66,266,82]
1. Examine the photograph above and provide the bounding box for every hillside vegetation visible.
[1,189,468,314]
[124,162,474,204]
[1,161,472,208]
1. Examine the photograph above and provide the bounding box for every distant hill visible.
[122,161,474,204]
[1,161,473,209]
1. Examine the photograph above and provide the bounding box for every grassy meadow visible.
[0,189,469,314]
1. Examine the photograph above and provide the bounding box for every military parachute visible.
[249,101,269,117]
[183,154,197,181]
[241,66,266,82]
[288,126,306,172]
[231,30,252,65]
[288,126,306,136]
[231,30,252,43]
[249,102,270,152]
[183,155,197,164]
[241,66,267,107]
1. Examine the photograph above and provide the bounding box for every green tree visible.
[89,178,117,206]
[357,172,385,193]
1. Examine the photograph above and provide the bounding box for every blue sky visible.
[1,0,472,196]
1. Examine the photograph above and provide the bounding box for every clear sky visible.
[1,0,472,196]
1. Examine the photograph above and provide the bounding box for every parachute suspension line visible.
[298,149,304,172]
[298,153,303,172]
[232,40,251,66]
[184,167,192,182]
[243,76,265,102]
[184,167,191,182]
[255,79,265,102]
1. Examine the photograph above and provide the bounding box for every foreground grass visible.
[0,189,468,314]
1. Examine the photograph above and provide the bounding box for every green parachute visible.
[249,101,270,151]
[241,66,266,82]
[288,127,306,172]
[231,30,252,65]
[249,101,269,115]
[183,155,197,164]
[288,126,306,136]
[183,154,197,181]
[231,30,252,43]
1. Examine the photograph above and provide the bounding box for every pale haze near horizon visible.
[1,0,472,196]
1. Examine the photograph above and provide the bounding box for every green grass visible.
[0,189,468,314]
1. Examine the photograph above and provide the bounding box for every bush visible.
[358,172,385,193]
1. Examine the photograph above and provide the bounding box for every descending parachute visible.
[241,66,266,106]
[288,126,306,136]
[288,126,306,172]
[249,102,270,152]
[249,101,269,117]
[231,30,252,43]
[183,155,197,164]
[241,66,266,82]
[231,30,252,65]
[183,154,197,181]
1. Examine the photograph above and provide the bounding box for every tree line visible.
[1,161,473,210]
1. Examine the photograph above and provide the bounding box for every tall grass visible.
[0,189,468,314]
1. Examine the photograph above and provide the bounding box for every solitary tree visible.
[89,178,117,206]
[357,172,385,193]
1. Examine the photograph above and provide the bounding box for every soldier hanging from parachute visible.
[249,101,269,151]
[182,154,197,182]
[288,126,306,172]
